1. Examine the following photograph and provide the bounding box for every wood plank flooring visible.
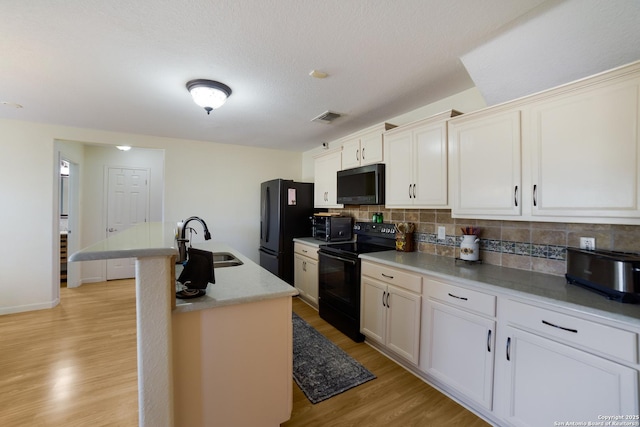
[0,282,489,426]
[0,280,139,427]
[286,297,490,427]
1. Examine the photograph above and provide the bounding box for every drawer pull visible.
[381,273,394,279]
[542,320,578,334]
[506,337,511,361]
[301,249,308,253]
[382,291,387,307]
[487,330,492,352]
[386,292,390,308]
[447,292,468,301]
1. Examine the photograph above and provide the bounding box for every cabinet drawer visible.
[504,299,638,363]
[426,278,496,317]
[362,262,422,293]
[294,242,318,261]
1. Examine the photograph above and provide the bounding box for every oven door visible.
[318,251,361,318]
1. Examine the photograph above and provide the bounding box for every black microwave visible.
[337,164,385,205]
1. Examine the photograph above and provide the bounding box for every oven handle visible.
[319,252,358,265]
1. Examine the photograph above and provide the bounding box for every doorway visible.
[105,167,150,280]
[59,157,81,289]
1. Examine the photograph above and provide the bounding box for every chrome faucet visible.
[176,216,212,263]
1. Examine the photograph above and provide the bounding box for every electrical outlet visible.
[580,237,595,250]
[437,226,446,240]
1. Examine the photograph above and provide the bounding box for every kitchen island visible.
[69,222,298,427]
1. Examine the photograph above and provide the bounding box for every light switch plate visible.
[438,226,446,240]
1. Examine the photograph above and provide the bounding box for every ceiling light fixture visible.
[116,145,132,151]
[186,79,232,115]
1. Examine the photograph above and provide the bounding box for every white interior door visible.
[106,167,149,280]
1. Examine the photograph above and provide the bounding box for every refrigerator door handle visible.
[265,186,271,242]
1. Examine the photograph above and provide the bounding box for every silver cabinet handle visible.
[362,147,365,160]
[514,185,518,207]
[487,330,492,352]
[506,337,511,361]
[542,320,578,334]
[356,148,360,162]
[533,184,538,207]
[408,184,412,198]
[412,183,416,198]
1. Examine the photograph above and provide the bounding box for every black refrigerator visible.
[259,179,315,285]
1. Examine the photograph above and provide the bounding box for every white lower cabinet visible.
[361,261,422,364]
[494,299,639,427]
[420,277,496,411]
[293,242,318,308]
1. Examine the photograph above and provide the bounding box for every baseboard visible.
[0,297,60,316]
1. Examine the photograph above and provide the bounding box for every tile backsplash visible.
[331,206,640,276]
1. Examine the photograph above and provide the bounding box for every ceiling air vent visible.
[311,110,342,124]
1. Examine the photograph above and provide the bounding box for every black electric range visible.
[318,222,396,341]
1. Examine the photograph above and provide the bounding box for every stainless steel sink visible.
[211,252,243,268]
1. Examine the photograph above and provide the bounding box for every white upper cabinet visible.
[313,149,343,208]
[385,110,460,208]
[449,60,640,224]
[341,123,395,170]
[449,109,522,216]
[529,75,640,219]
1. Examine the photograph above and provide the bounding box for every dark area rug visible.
[292,312,376,404]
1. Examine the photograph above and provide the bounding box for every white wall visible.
[0,118,302,314]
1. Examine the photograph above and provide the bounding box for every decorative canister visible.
[460,235,480,261]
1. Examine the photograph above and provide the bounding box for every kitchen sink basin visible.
[211,252,243,268]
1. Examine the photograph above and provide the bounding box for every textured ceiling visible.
[2,0,625,151]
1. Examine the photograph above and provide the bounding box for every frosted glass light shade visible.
[186,79,232,114]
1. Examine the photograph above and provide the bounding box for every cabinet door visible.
[361,278,387,344]
[450,110,522,217]
[304,257,318,307]
[360,132,383,165]
[314,151,342,207]
[386,285,421,364]
[293,253,308,299]
[530,77,640,218]
[495,326,638,427]
[384,130,414,206]
[414,122,448,207]
[421,300,495,410]
[341,138,361,170]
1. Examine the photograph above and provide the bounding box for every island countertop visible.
[173,240,298,314]
[69,222,298,314]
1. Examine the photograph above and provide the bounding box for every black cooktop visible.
[321,241,394,256]
[319,221,396,257]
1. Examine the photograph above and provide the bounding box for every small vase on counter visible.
[460,234,480,261]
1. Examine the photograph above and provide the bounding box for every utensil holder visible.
[460,235,480,261]
[395,232,414,252]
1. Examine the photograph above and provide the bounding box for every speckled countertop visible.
[173,241,298,314]
[359,250,640,326]
[69,222,298,314]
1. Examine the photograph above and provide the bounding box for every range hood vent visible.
[311,110,342,124]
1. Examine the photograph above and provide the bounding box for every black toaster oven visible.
[312,215,353,242]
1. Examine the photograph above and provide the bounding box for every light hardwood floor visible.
[286,297,490,427]
[0,282,489,426]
